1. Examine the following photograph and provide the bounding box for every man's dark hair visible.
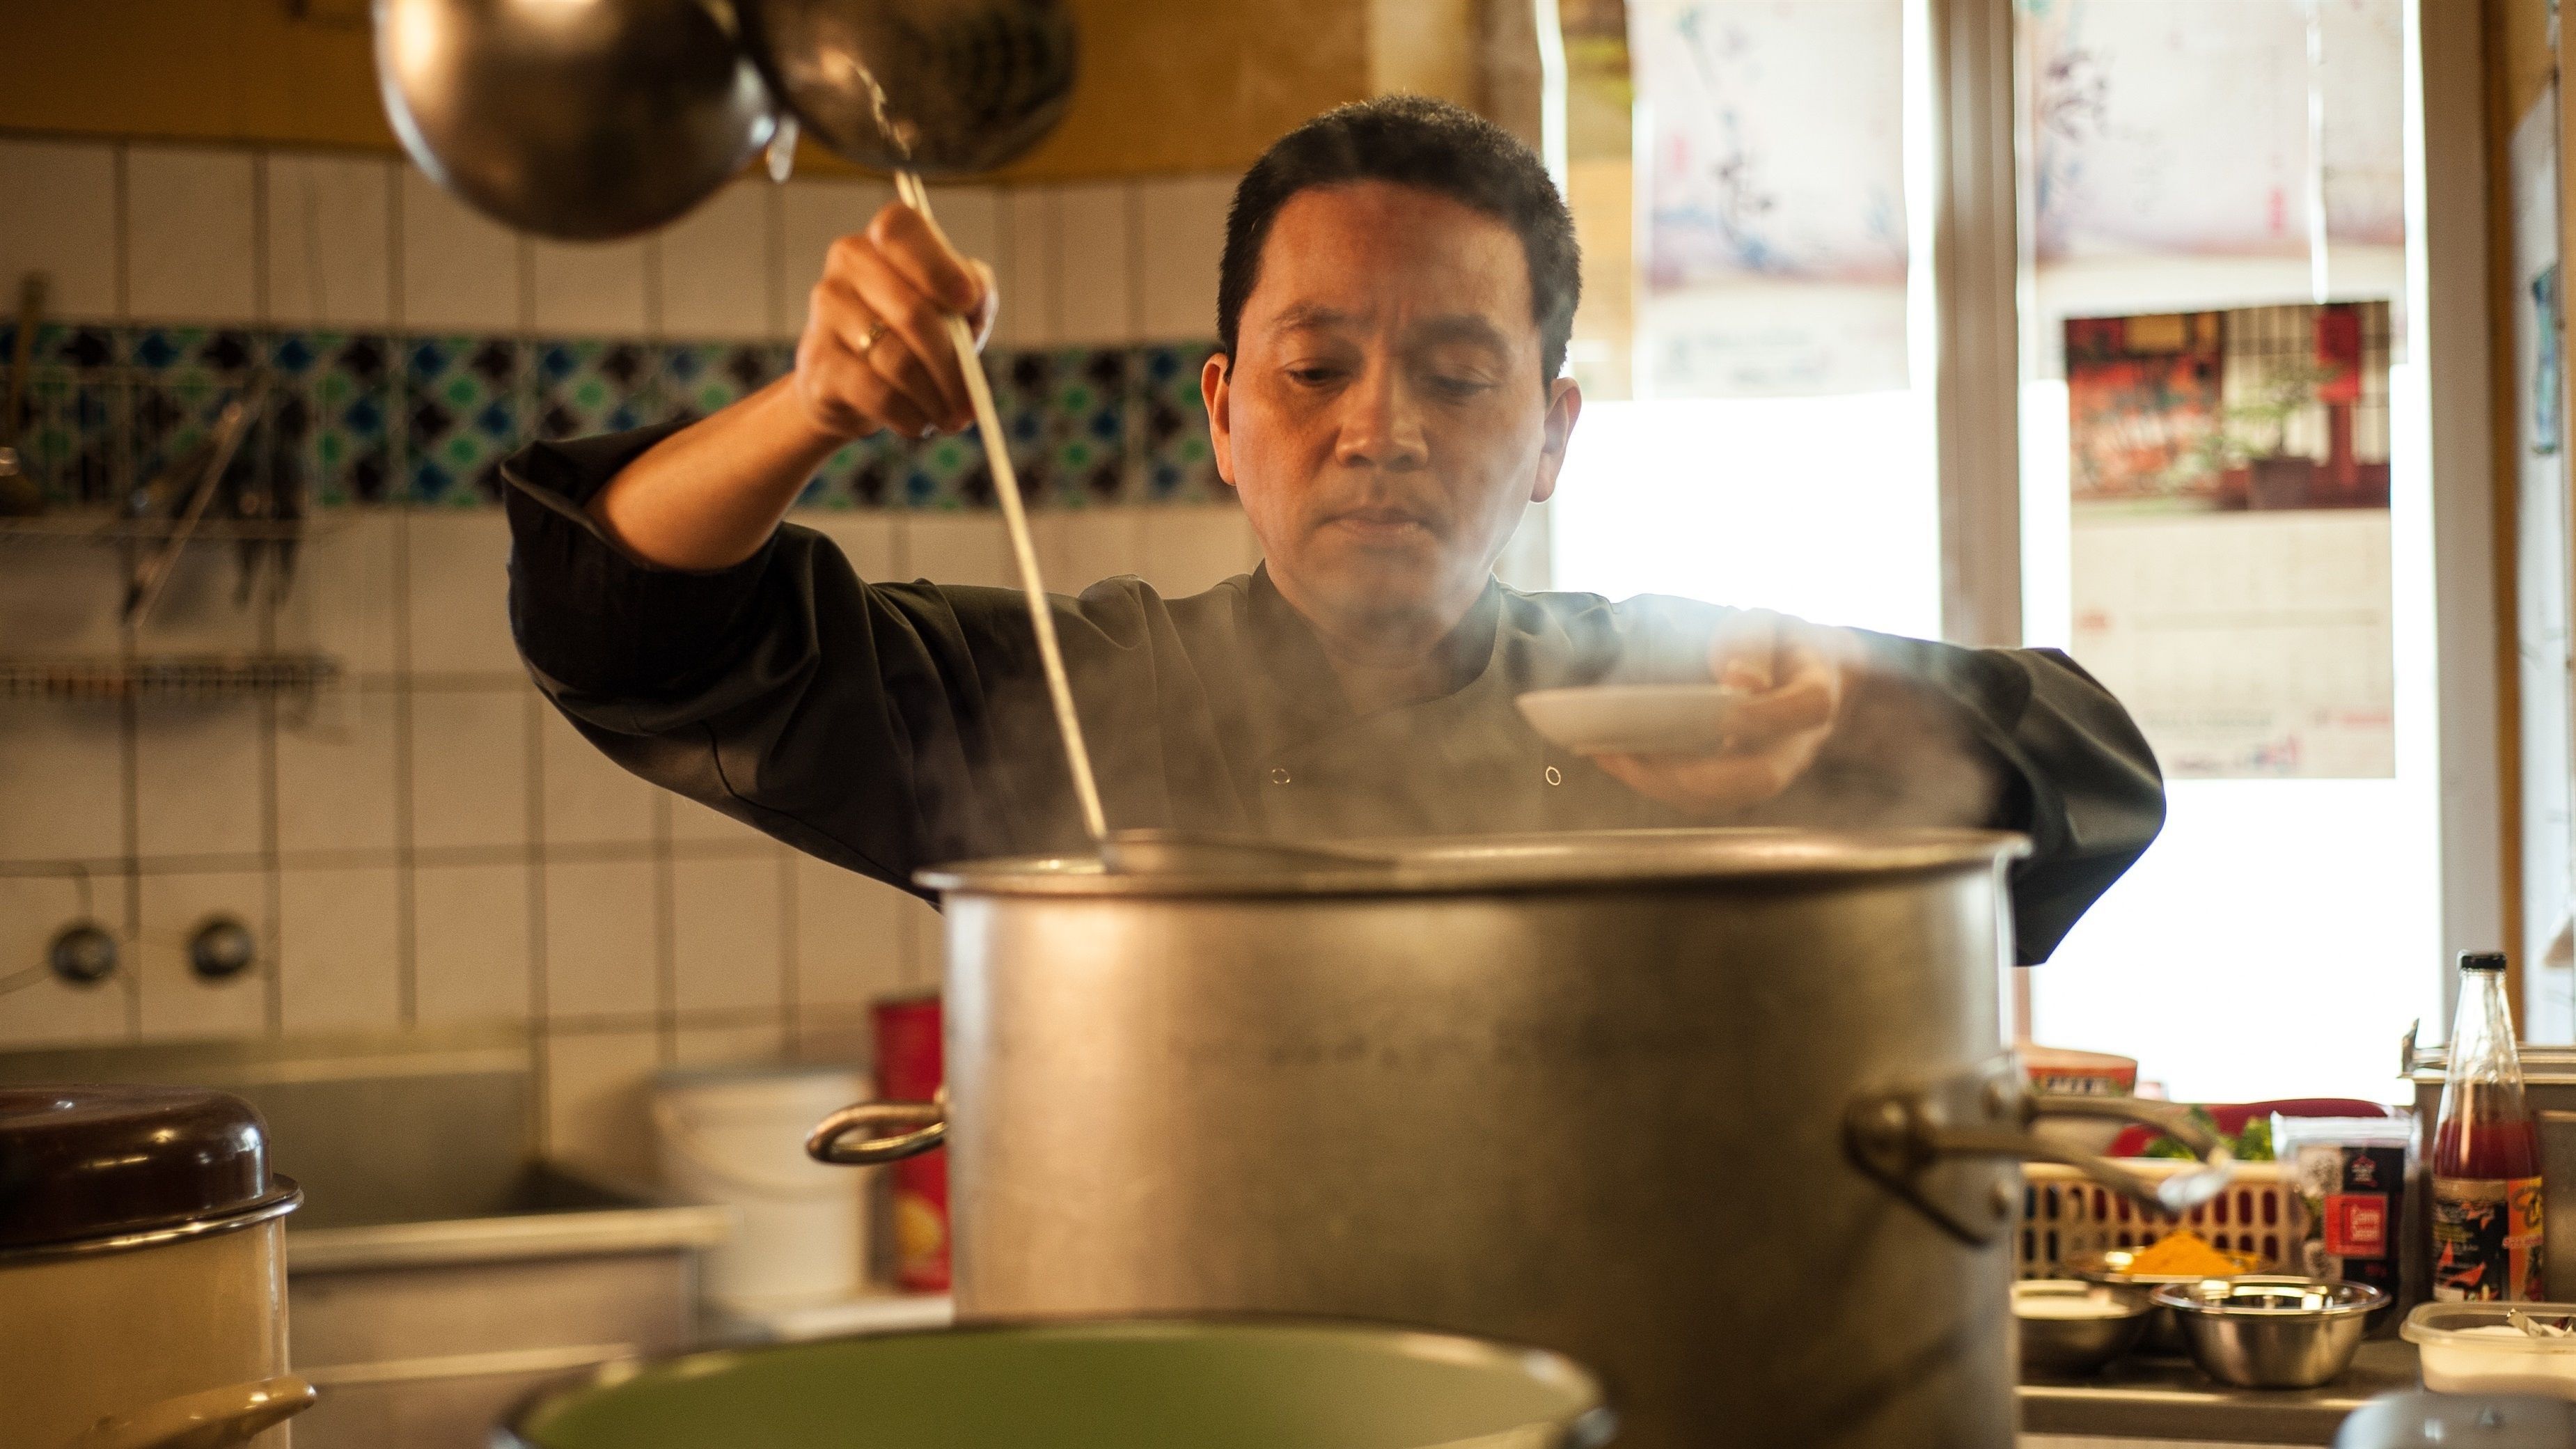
[1216,95,1582,388]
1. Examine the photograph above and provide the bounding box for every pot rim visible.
[494,1312,1618,1449]
[0,1177,299,1264]
[917,827,2031,899]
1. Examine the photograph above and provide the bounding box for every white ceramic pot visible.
[0,1087,311,1448]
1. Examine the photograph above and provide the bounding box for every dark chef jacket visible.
[503,424,2165,964]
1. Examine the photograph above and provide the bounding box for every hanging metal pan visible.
[737,0,1077,174]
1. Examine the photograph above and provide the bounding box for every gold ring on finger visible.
[859,319,890,353]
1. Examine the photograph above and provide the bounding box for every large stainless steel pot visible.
[812,829,2223,1449]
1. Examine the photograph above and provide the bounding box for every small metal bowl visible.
[2070,1246,2259,1357]
[2150,1276,2387,1389]
[2013,1280,2155,1376]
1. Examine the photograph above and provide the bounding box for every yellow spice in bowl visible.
[2123,1230,2252,1276]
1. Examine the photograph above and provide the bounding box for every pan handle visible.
[807,1093,947,1166]
[1847,1066,2235,1244]
[71,1374,315,1449]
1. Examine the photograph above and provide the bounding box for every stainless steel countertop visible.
[2018,1339,2419,1444]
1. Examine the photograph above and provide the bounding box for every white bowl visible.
[1515,685,1741,756]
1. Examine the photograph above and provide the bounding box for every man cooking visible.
[504,95,2163,964]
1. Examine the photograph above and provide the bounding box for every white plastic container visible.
[2403,1301,2576,1400]
[652,1064,868,1317]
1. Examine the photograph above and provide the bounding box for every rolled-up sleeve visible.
[500,425,1032,894]
[503,422,785,700]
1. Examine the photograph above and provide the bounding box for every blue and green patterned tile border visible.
[0,324,1223,513]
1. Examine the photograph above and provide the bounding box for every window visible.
[1543,0,2492,1102]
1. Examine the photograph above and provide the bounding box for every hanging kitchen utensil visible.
[373,0,779,240]
[737,0,1076,175]
[0,272,48,517]
[125,378,267,625]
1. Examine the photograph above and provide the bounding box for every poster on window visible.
[1627,0,1908,396]
[2065,302,2394,778]
[2024,0,2404,265]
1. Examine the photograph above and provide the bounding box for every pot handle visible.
[71,1374,316,1449]
[1946,1092,2236,1215]
[807,1093,947,1166]
[1847,1072,2235,1244]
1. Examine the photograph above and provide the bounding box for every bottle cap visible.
[2460,950,2508,973]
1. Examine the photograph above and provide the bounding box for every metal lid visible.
[0,1085,298,1255]
[918,827,2031,899]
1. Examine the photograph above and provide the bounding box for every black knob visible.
[188,916,258,980]
[47,922,119,986]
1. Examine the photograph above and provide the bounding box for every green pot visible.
[502,1318,1615,1449]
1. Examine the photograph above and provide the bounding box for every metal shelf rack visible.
[0,654,343,701]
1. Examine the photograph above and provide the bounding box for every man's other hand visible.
[1588,609,1856,815]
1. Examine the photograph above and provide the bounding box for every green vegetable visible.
[2139,1108,2274,1162]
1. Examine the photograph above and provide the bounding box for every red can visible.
[872,993,948,1292]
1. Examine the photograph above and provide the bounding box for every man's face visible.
[1206,181,1580,645]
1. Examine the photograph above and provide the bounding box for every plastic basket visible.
[2016,1160,2302,1278]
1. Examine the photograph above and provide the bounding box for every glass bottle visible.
[2431,951,2546,1301]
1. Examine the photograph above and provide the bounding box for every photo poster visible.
[2064,302,2396,778]
[2509,80,2576,1018]
[1626,0,1908,397]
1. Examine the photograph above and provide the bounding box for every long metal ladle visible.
[886,169,1107,845]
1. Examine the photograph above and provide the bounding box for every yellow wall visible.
[0,0,1372,181]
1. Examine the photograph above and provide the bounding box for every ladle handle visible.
[893,169,1109,844]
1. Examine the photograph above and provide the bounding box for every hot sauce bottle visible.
[2431,951,2546,1301]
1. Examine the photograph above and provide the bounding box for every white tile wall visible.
[537,705,659,847]
[403,510,521,677]
[413,861,532,1024]
[277,512,403,675]
[132,703,266,860]
[274,688,402,855]
[277,864,403,1031]
[1136,175,1232,342]
[902,512,1012,588]
[0,137,1239,352]
[0,137,120,318]
[265,153,395,329]
[0,547,125,657]
[124,146,258,322]
[792,854,915,1010]
[780,177,895,333]
[996,188,1058,349]
[0,702,126,862]
[540,857,659,1019]
[399,164,523,332]
[658,180,776,340]
[672,854,785,1013]
[1053,182,1135,347]
[529,235,650,336]
[407,688,532,852]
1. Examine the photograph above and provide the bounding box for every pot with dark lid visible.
[0,1085,311,1449]
[808,827,2231,1449]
